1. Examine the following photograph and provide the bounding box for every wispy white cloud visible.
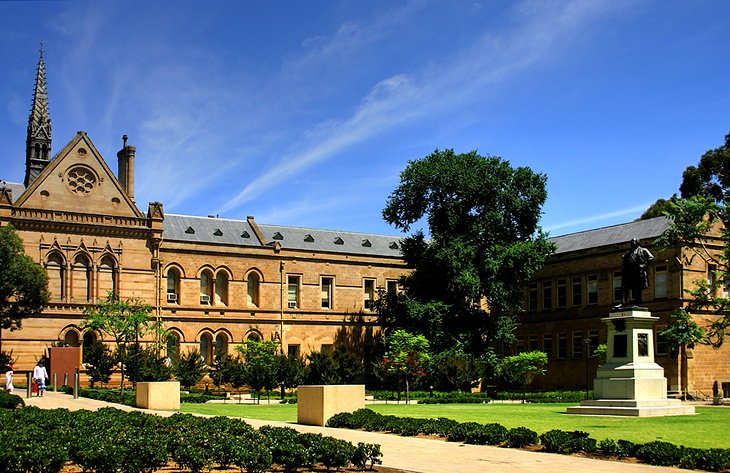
[544,202,654,234]
[219,0,624,214]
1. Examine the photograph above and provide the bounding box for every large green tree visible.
[0,224,49,353]
[380,149,554,355]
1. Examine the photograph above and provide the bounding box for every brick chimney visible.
[117,134,135,202]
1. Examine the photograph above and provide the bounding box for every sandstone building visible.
[2,53,728,398]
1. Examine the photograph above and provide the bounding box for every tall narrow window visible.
[321,277,333,309]
[288,275,300,309]
[528,334,539,351]
[654,265,668,299]
[543,334,553,361]
[200,333,213,364]
[167,267,180,303]
[45,253,65,301]
[166,332,180,360]
[556,279,567,309]
[587,330,599,357]
[613,271,623,304]
[72,254,92,303]
[587,274,598,305]
[363,279,376,310]
[557,333,568,359]
[82,332,97,364]
[98,255,117,298]
[572,331,584,359]
[572,276,583,307]
[215,333,228,357]
[215,271,229,306]
[542,282,552,311]
[386,279,398,294]
[247,272,260,307]
[200,270,213,304]
[656,326,669,356]
[528,283,538,311]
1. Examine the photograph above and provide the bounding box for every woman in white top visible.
[33,361,48,397]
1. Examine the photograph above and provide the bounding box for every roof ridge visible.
[550,216,668,239]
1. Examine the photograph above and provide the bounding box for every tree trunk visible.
[680,344,689,400]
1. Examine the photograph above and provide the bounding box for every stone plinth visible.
[567,308,695,417]
[297,384,365,426]
[136,381,180,410]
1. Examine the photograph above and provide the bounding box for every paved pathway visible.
[22,391,694,473]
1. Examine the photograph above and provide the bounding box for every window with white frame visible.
[321,277,333,309]
[556,279,567,309]
[613,271,622,303]
[287,275,300,309]
[363,278,376,310]
[587,274,598,305]
[572,331,584,359]
[542,281,552,311]
[572,276,582,307]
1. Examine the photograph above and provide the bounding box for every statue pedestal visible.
[567,308,694,417]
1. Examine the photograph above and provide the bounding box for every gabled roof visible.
[0,181,25,203]
[549,216,671,254]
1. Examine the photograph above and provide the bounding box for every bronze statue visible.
[620,238,654,307]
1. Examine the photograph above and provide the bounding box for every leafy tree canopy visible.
[380,149,554,354]
[679,131,730,203]
[0,224,49,333]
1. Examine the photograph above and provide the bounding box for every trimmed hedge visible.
[327,408,730,472]
[368,389,588,404]
[0,407,382,473]
[0,389,25,410]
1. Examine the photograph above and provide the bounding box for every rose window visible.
[67,166,96,195]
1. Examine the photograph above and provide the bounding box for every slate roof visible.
[549,216,671,254]
[164,214,260,247]
[257,223,403,257]
[0,181,25,203]
[162,214,404,257]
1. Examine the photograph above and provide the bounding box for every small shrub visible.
[506,427,539,448]
[0,390,25,409]
[540,430,596,454]
[679,448,730,472]
[617,439,639,458]
[231,432,273,473]
[352,443,382,471]
[636,441,684,467]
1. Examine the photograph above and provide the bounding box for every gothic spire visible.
[24,44,52,187]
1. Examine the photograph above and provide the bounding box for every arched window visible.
[200,333,213,364]
[72,254,92,303]
[167,267,180,304]
[215,271,228,306]
[166,332,180,360]
[215,333,229,357]
[98,255,117,298]
[200,270,213,304]
[82,331,97,363]
[246,331,262,342]
[247,272,260,307]
[45,253,65,301]
[64,330,80,347]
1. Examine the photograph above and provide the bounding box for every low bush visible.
[494,390,587,403]
[180,393,217,403]
[539,430,596,454]
[352,443,383,470]
[0,389,25,409]
[679,448,730,472]
[76,387,137,406]
[506,426,539,448]
[636,440,684,467]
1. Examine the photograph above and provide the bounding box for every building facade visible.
[2,53,729,397]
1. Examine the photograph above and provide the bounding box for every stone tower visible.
[24,46,52,188]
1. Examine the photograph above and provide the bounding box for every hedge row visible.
[0,390,24,410]
[0,407,382,473]
[368,390,587,404]
[327,408,730,472]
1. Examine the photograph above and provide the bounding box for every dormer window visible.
[273,232,284,240]
[185,226,195,234]
[334,237,344,245]
[304,234,314,243]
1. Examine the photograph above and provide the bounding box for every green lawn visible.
[181,402,730,449]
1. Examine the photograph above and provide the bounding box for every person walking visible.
[33,361,48,397]
[4,364,13,394]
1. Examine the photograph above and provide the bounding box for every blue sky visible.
[1,1,729,238]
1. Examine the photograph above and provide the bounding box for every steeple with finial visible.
[24,43,52,187]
